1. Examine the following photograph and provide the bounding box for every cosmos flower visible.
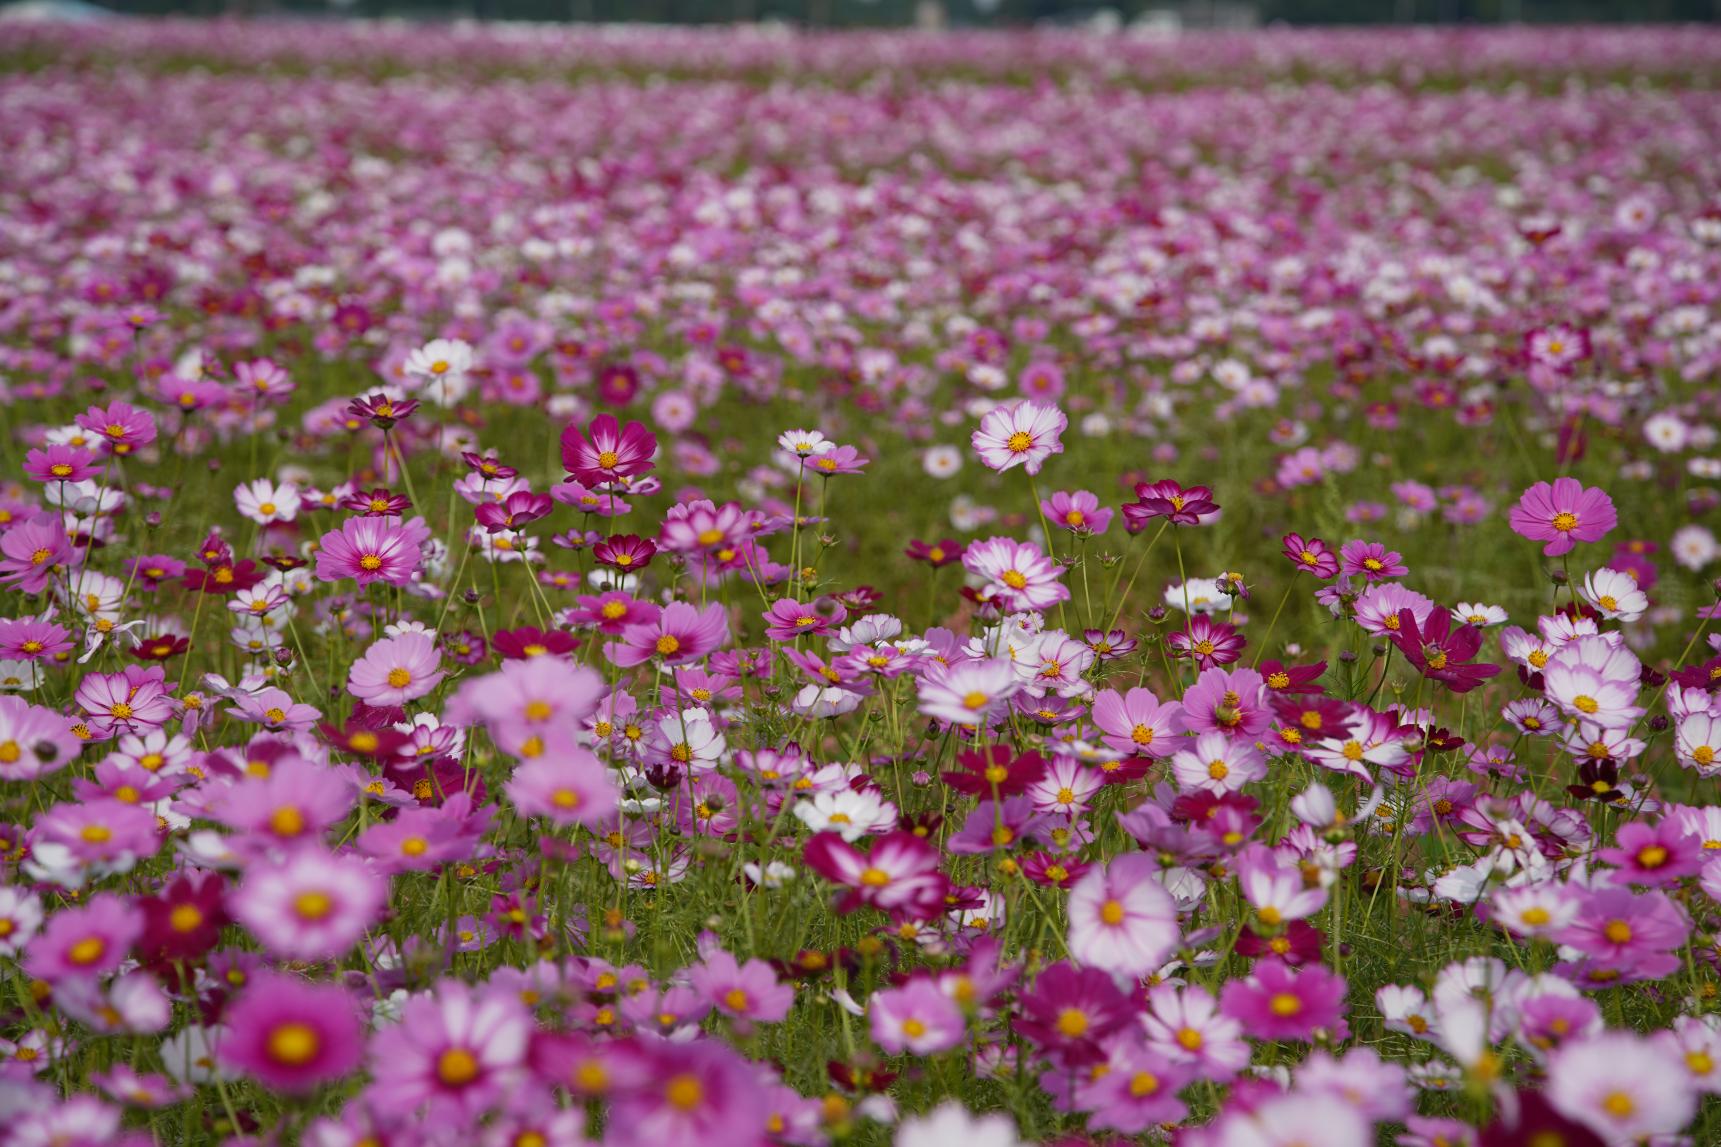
[366,981,532,1123]
[219,973,365,1093]
[348,632,446,707]
[315,516,428,587]
[1509,477,1617,557]
[970,401,1066,475]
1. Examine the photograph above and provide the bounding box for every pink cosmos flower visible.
[315,516,428,587]
[213,756,355,849]
[0,696,81,780]
[447,657,606,756]
[761,597,846,641]
[1075,1038,1192,1134]
[1088,686,1182,759]
[1339,539,1407,582]
[970,400,1066,475]
[0,616,74,662]
[231,848,386,961]
[1067,854,1180,978]
[219,972,364,1093]
[1181,666,1271,740]
[962,537,1069,612]
[474,490,553,534]
[366,981,532,1123]
[690,949,793,1031]
[75,400,157,457]
[357,794,486,874]
[561,413,658,487]
[917,657,1022,728]
[1040,489,1112,536]
[1235,843,1328,926]
[1508,477,1617,557]
[348,632,446,707]
[227,687,322,734]
[1167,615,1246,670]
[802,830,948,919]
[870,978,967,1055]
[605,601,730,668]
[1547,1031,1696,1144]
[23,894,140,983]
[504,746,619,827]
[606,1039,771,1147]
[658,499,751,555]
[1141,983,1250,1081]
[0,513,81,594]
[803,444,869,476]
[23,444,103,484]
[567,591,660,635]
[75,665,174,739]
[1218,958,1347,1042]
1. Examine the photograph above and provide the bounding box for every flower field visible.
[6,17,1721,1147]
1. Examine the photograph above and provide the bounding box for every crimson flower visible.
[1387,607,1501,694]
[347,393,419,430]
[1121,479,1219,529]
[593,534,657,572]
[941,746,1047,797]
[905,538,965,567]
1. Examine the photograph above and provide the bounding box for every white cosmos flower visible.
[233,478,301,525]
[776,428,835,458]
[792,788,897,841]
[1578,567,1648,622]
[1451,602,1508,627]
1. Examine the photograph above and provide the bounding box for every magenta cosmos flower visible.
[970,400,1066,475]
[366,981,532,1123]
[75,399,157,457]
[23,893,141,983]
[606,1039,771,1147]
[1508,477,1617,557]
[803,830,949,919]
[1219,958,1347,1042]
[604,601,729,668]
[1282,533,1339,579]
[561,413,657,487]
[219,972,364,1093]
[348,632,446,707]
[315,516,428,587]
[1067,853,1180,978]
[23,444,103,484]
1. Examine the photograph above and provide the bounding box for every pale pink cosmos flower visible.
[1066,853,1179,978]
[970,400,1066,475]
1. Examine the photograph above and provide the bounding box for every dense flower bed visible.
[3,20,1721,1147]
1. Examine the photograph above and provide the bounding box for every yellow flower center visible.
[267,1023,320,1066]
[437,1048,480,1086]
